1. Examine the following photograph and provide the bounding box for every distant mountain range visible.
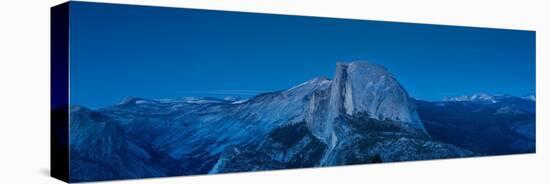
[416,93,535,155]
[67,62,535,182]
[443,93,535,104]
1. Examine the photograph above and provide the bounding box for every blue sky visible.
[69,2,535,108]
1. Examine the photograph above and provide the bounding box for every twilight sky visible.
[69,2,536,108]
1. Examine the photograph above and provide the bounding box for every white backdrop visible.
[0,0,547,183]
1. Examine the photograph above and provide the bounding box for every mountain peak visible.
[117,97,145,105]
[444,93,496,103]
[522,94,536,101]
[333,61,421,124]
[443,93,518,104]
[342,61,391,76]
[309,61,427,145]
[284,76,331,95]
[70,105,88,113]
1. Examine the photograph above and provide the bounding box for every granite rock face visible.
[68,62,535,182]
[308,62,427,148]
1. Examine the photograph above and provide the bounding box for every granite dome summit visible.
[68,62,512,182]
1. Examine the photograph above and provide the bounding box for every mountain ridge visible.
[67,62,534,182]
